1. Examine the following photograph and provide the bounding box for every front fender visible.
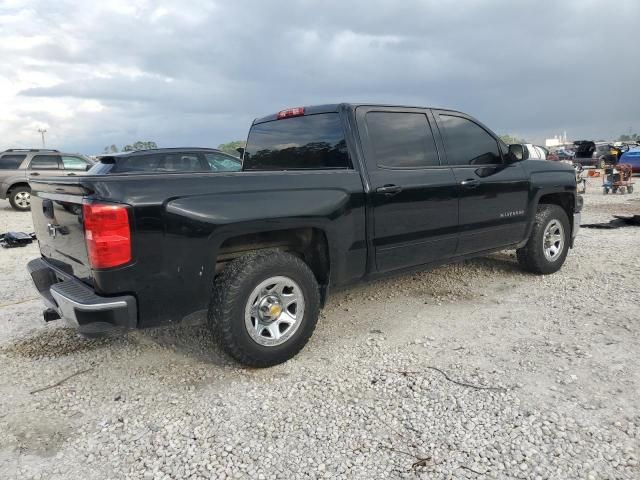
[518,167,577,248]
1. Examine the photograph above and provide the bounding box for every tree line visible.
[102,141,158,153]
[617,133,639,142]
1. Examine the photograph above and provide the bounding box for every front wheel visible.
[517,204,570,275]
[208,250,320,367]
[8,186,31,211]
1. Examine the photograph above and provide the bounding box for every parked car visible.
[88,148,242,174]
[0,149,94,211]
[26,103,582,367]
[550,148,575,161]
[619,147,640,173]
[523,144,548,160]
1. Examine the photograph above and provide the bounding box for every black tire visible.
[516,204,570,275]
[208,250,320,367]
[599,158,607,169]
[8,185,31,211]
[628,185,634,194]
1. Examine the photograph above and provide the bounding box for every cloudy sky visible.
[0,0,638,154]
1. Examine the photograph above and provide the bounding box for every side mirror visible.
[236,147,245,156]
[508,144,529,162]
[85,164,92,171]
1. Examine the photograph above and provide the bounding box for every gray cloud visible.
[1,0,638,153]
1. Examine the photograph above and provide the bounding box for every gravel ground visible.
[1,178,639,480]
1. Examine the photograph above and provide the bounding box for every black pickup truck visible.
[27,104,582,366]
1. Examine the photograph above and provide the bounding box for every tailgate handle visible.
[460,179,480,189]
[376,184,402,196]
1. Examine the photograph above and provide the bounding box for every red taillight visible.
[276,107,305,119]
[82,202,131,269]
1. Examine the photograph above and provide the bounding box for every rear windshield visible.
[89,151,242,174]
[243,113,350,170]
[0,154,26,169]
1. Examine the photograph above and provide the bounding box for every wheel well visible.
[216,227,330,286]
[538,192,573,221]
[8,182,29,194]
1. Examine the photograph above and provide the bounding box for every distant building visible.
[545,132,569,148]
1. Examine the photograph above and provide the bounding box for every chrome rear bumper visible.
[27,257,137,335]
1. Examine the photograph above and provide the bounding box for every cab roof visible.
[252,103,463,124]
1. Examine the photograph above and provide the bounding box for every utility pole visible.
[38,128,47,148]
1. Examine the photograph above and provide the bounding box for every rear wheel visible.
[517,204,570,275]
[208,250,320,367]
[628,185,634,194]
[8,186,31,211]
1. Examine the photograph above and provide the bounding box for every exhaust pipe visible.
[43,308,61,322]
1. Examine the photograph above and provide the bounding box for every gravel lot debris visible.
[1,180,639,479]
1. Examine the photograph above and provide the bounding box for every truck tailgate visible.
[30,181,93,283]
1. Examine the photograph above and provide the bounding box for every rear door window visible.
[61,156,89,170]
[30,155,61,170]
[205,152,242,172]
[364,112,440,168]
[243,113,349,170]
[438,115,502,165]
[161,153,204,171]
[113,154,162,173]
[0,154,26,169]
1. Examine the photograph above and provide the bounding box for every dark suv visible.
[0,149,94,211]
[573,141,620,169]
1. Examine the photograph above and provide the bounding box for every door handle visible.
[460,179,480,188]
[67,173,77,176]
[30,172,40,176]
[376,184,402,196]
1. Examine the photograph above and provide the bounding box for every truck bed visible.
[29,170,367,327]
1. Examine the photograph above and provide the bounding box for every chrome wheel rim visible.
[14,191,31,208]
[543,219,564,262]
[244,276,305,347]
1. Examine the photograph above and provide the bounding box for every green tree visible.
[103,144,120,154]
[122,141,158,152]
[218,140,246,155]
[499,134,527,144]
[618,133,639,142]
